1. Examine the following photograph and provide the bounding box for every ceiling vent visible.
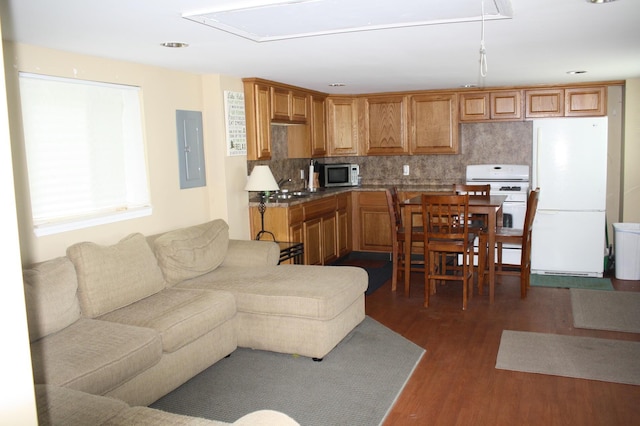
[183,0,513,42]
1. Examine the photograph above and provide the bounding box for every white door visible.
[531,210,606,277]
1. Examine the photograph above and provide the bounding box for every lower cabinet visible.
[249,192,351,265]
[354,191,392,252]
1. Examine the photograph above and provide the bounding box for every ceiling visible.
[1,0,639,95]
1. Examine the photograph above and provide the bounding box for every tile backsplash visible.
[248,121,533,188]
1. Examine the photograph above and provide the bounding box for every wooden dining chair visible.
[421,193,474,310]
[385,187,423,295]
[478,188,540,298]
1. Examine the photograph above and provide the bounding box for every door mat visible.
[151,316,425,426]
[571,289,640,333]
[496,330,640,386]
[530,274,614,290]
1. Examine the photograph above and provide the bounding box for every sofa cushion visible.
[67,233,166,317]
[31,318,162,395]
[153,219,229,286]
[177,264,368,321]
[98,288,236,353]
[35,384,128,426]
[23,257,81,342]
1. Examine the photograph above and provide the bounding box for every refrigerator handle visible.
[534,127,541,189]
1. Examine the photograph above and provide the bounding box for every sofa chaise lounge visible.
[24,219,367,424]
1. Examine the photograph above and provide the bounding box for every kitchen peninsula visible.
[248,184,452,265]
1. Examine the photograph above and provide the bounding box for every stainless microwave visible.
[318,163,360,188]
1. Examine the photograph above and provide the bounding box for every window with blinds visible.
[18,73,152,236]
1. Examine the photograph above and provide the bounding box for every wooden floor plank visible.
[365,273,640,426]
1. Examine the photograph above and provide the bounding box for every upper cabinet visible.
[362,95,409,155]
[564,86,607,117]
[525,86,606,118]
[271,86,308,123]
[244,78,615,159]
[310,95,327,157]
[243,78,322,160]
[409,93,459,155]
[459,90,523,122]
[326,97,359,156]
[243,80,272,160]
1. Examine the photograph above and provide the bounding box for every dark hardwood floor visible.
[365,271,640,426]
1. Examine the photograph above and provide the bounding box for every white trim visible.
[34,205,152,237]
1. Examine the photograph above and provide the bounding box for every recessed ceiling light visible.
[161,42,189,48]
[567,70,588,75]
[588,0,616,3]
[329,83,346,87]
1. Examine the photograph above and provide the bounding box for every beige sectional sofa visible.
[24,219,367,424]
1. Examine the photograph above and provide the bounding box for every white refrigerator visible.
[531,117,608,277]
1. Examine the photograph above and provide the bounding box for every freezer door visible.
[532,117,607,211]
[531,210,605,277]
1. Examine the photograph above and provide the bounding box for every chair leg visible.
[391,243,399,291]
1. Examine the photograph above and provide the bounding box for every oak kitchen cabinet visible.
[354,191,392,252]
[525,86,606,118]
[362,95,409,155]
[243,78,324,160]
[459,90,523,122]
[310,94,328,157]
[249,192,351,265]
[271,86,308,123]
[409,93,459,155]
[326,97,359,156]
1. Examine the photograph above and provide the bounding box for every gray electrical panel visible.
[176,110,206,189]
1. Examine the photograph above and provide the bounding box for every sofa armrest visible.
[222,240,280,267]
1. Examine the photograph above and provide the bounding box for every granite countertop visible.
[248,184,455,207]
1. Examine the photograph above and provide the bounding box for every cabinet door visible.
[565,87,606,116]
[303,218,323,265]
[525,89,564,118]
[355,191,392,252]
[322,214,338,264]
[490,90,523,120]
[291,91,309,122]
[271,87,291,121]
[409,93,458,154]
[459,92,490,121]
[363,95,408,155]
[327,97,359,156]
[310,95,327,157]
[244,82,272,160]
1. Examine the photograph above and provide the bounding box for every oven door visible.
[502,201,526,229]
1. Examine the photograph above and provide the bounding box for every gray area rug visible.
[496,330,640,386]
[151,316,425,425]
[571,289,640,333]
[530,274,614,290]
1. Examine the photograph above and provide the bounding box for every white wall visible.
[623,79,640,222]
[0,28,38,425]
[4,43,250,264]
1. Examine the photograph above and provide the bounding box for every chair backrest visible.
[385,187,402,231]
[453,184,491,198]
[524,188,540,234]
[421,193,470,244]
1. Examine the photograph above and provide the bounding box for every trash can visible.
[613,223,640,280]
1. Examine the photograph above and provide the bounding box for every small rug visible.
[332,252,393,295]
[496,330,640,386]
[151,316,425,425]
[571,289,640,333]
[530,274,614,290]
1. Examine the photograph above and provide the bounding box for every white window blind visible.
[19,73,151,236]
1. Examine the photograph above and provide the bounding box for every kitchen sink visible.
[268,190,310,200]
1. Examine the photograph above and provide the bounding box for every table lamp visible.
[245,165,280,240]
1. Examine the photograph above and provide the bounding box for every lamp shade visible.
[245,165,279,192]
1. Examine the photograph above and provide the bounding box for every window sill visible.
[33,206,153,237]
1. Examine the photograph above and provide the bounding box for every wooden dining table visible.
[401,194,507,303]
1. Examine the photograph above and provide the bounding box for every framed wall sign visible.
[224,91,247,156]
